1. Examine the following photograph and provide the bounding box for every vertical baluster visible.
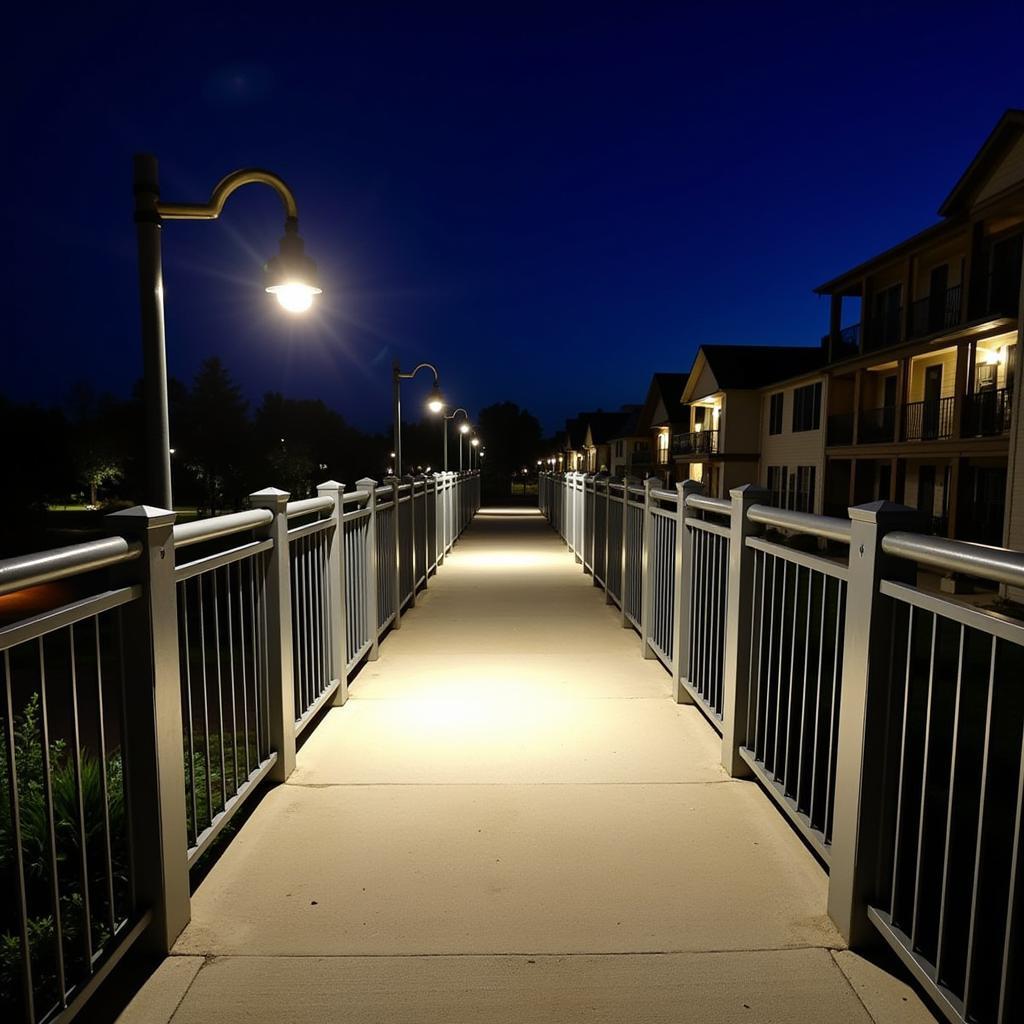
[197,574,213,826]
[225,565,239,797]
[237,560,251,782]
[67,624,94,968]
[3,649,36,1022]
[93,617,117,938]
[211,568,227,812]
[37,638,68,1007]
[179,582,197,843]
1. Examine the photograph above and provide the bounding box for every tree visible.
[179,358,250,512]
[476,402,544,494]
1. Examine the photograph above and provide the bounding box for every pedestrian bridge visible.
[3,471,1022,1023]
[120,506,930,1023]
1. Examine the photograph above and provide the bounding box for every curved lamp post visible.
[392,361,443,478]
[134,156,321,507]
[442,407,470,471]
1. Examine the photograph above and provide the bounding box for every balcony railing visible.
[856,405,896,444]
[863,308,902,352]
[971,268,1021,320]
[671,429,719,456]
[907,283,962,339]
[826,412,854,446]
[962,387,1014,437]
[902,395,956,441]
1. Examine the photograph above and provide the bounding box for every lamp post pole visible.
[133,155,319,508]
[392,361,443,478]
[442,408,469,472]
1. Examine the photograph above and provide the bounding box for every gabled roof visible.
[682,344,825,402]
[585,407,641,445]
[939,109,1024,217]
[637,373,689,431]
[815,109,1024,295]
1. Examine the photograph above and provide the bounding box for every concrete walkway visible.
[123,508,935,1023]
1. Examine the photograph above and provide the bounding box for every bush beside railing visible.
[540,469,1024,1024]
[0,471,480,1024]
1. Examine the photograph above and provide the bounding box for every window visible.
[768,392,784,435]
[792,382,822,432]
[766,466,787,507]
[794,466,816,513]
[615,440,624,457]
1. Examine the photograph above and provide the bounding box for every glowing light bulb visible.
[267,282,319,313]
[460,423,470,434]
[428,398,444,414]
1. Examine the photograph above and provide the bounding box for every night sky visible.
[5,3,1024,435]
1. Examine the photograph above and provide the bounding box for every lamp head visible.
[471,437,480,447]
[459,422,470,434]
[265,222,322,314]
[427,382,445,415]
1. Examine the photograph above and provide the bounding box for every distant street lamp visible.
[392,361,443,478]
[470,436,481,470]
[134,156,320,507]
[441,407,469,471]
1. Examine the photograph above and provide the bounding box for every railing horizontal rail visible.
[882,531,1024,588]
[685,494,731,516]
[0,585,141,652]
[285,495,334,519]
[747,505,852,544]
[173,509,273,549]
[0,537,141,595]
[174,538,274,583]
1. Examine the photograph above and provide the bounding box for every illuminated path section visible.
[121,507,933,1024]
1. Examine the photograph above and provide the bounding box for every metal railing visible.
[908,284,963,339]
[0,470,480,1024]
[902,395,956,441]
[962,387,1013,437]
[671,429,718,456]
[540,470,1024,1024]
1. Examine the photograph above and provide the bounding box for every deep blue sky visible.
[4,3,1023,434]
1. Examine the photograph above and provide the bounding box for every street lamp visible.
[469,435,481,470]
[134,156,320,507]
[392,361,443,478]
[442,407,470,471]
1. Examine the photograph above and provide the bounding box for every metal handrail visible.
[650,488,678,503]
[747,505,852,544]
[0,536,142,596]
[685,494,731,516]
[285,495,334,519]
[882,531,1024,588]
[173,508,273,549]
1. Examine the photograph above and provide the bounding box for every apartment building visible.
[759,369,830,513]
[677,345,825,498]
[816,109,1024,546]
[633,372,690,483]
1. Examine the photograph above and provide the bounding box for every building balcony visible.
[856,405,896,444]
[962,387,1014,437]
[671,429,719,456]
[901,395,956,441]
[826,412,853,446]
[862,308,902,352]
[907,284,962,339]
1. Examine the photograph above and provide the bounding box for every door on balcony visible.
[963,466,1006,546]
[922,364,942,439]
[927,264,948,332]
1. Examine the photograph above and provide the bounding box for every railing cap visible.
[107,504,176,529]
[847,500,920,526]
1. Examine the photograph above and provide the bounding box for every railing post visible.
[356,478,380,661]
[672,479,702,703]
[604,479,613,604]
[720,484,769,778]
[317,480,348,707]
[828,500,921,946]
[106,505,190,952]
[620,476,631,627]
[249,487,297,782]
[391,477,403,627]
[418,477,428,590]
[640,477,657,658]
[405,475,417,609]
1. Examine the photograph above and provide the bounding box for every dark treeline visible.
[0,358,550,556]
